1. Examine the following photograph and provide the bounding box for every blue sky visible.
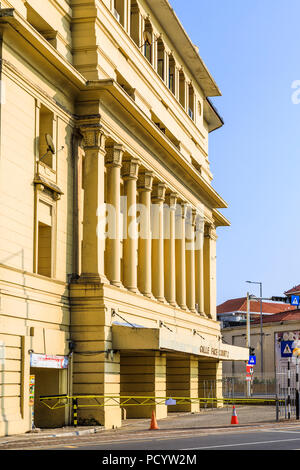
[170,0,300,304]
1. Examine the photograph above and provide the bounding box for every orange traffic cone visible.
[231,405,239,425]
[149,410,159,430]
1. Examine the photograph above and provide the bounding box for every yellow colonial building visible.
[0,0,248,435]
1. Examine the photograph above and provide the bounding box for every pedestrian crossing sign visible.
[281,341,294,357]
[291,295,300,306]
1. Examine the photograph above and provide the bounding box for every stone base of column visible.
[120,352,167,420]
[70,283,122,429]
[78,273,110,285]
[166,356,199,413]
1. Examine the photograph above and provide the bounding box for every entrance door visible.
[30,367,67,428]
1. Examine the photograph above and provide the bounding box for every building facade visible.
[217,297,294,328]
[0,0,248,436]
[222,308,300,381]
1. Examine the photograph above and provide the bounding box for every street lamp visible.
[246,280,263,377]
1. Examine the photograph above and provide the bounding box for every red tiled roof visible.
[285,285,300,295]
[217,297,294,315]
[251,309,300,324]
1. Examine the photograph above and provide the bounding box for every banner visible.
[30,353,69,369]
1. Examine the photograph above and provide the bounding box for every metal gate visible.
[276,360,300,420]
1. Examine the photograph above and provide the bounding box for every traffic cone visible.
[231,405,239,425]
[149,410,159,430]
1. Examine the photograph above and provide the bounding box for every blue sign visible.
[281,341,294,358]
[248,355,256,365]
[165,398,177,406]
[291,295,300,307]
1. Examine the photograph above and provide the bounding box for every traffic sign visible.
[291,295,300,307]
[248,355,256,365]
[281,341,294,358]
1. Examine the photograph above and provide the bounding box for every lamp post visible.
[246,280,263,377]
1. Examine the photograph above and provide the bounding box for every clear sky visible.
[169,0,300,305]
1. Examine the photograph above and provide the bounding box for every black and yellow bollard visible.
[72,398,78,428]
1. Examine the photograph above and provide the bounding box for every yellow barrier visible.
[39,394,278,426]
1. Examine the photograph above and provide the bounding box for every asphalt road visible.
[6,424,300,451]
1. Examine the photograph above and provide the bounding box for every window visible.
[130,0,140,46]
[188,84,195,121]
[179,70,186,108]
[157,39,165,80]
[36,199,53,278]
[39,105,55,168]
[143,20,153,65]
[114,0,125,27]
[168,55,175,94]
[37,221,52,277]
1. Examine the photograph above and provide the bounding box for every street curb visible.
[34,427,105,439]
[0,426,105,445]
[27,426,105,439]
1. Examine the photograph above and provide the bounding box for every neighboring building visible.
[220,291,300,380]
[0,0,248,436]
[217,297,294,328]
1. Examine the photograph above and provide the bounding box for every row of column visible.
[80,125,215,317]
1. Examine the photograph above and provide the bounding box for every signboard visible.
[275,331,300,389]
[29,375,35,406]
[280,341,294,358]
[248,355,256,365]
[165,398,177,406]
[246,363,254,381]
[291,295,300,307]
[30,353,69,369]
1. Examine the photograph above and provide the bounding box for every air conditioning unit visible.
[113,8,120,22]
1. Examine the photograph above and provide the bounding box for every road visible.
[3,424,300,451]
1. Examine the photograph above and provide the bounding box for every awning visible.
[112,324,248,362]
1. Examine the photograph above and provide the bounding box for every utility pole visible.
[246,280,264,378]
[246,292,251,397]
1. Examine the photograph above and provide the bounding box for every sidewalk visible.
[0,405,293,446]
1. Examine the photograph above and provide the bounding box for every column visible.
[186,208,196,313]
[204,224,217,320]
[166,356,199,413]
[175,202,187,309]
[122,156,140,292]
[137,170,153,297]
[199,359,223,408]
[120,352,167,419]
[151,182,167,302]
[164,193,177,306]
[195,213,205,316]
[80,123,108,283]
[105,142,124,287]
